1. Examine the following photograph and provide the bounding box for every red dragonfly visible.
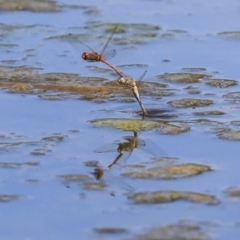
[81,26,123,77]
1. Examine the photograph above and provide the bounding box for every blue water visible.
[0,1,240,239]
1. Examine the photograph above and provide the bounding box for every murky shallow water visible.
[0,0,240,239]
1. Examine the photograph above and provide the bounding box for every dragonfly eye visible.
[82,52,88,60]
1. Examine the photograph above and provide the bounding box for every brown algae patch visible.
[124,163,211,179]
[129,221,209,240]
[0,161,40,168]
[0,0,62,12]
[0,66,169,101]
[93,227,128,234]
[0,194,22,202]
[128,191,219,205]
[206,79,238,88]
[157,73,208,83]
[185,86,201,95]
[57,174,92,182]
[160,125,190,134]
[83,183,106,190]
[168,99,213,108]
[38,93,75,101]
[193,110,225,116]
[218,31,240,39]
[41,134,67,142]
[217,129,240,141]
[224,187,240,199]
[223,92,240,103]
[84,160,99,167]
[58,174,107,191]
[10,83,34,93]
[90,118,190,134]
[182,67,207,72]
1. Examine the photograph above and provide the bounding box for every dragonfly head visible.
[82,52,88,60]
[93,168,104,180]
[117,77,126,85]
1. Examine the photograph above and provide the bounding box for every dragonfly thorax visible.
[82,52,101,62]
[118,77,136,89]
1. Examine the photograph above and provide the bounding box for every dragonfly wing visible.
[99,26,118,55]
[102,47,116,60]
[69,39,95,53]
[136,139,146,147]
[139,138,168,157]
[103,170,134,192]
[138,70,147,82]
[120,152,132,164]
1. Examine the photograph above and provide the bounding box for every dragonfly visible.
[94,131,164,169]
[80,26,123,77]
[118,70,148,115]
[93,167,134,192]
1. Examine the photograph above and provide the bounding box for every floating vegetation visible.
[57,174,92,182]
[38,93,74,100]
[128,191,219,205]
[0,194,22,203]
[218,31,240,39]
[185,86,201,94]
[129,221,209,240]
[124,163,211,179]
[83,182,106,190]
[90,118,190,134]
[224,187,240,199]
[193,110,225,116]
[182,67,207,72]
[41,134,67,142]
[156,73,209,83]
[93,227,128,234]
[0,161,40,168]
[206,79,238,88]
[10,83,34,93]
[168,99,213,108]
[84,160,99,167]
[0,140,38,152]
[0,0,62,12]
[223,92,240,99]
[217,129,240,141]
[0,66,177,101]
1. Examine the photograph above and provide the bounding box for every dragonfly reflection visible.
[94,131,163,169]
[92,167,134,193]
